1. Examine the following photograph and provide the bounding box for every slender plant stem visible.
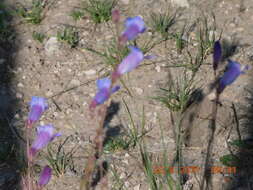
[175,113,184,190]
[26,123,31,190]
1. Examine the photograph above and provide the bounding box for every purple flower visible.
[213,40,222,71]
[120,16,146,43]
[217,60,248,93]
[38,166,52,187]
[112,46,144,80]
[90,78,120,109]
[28,96,48,125]
[30,125,61,158]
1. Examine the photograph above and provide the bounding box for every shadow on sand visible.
[0,1,21,189]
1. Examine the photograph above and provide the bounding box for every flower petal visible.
[28,96,48,124]
[38,166,52,187]
[93,89,110,105]
[97,77,111,90]
[30,125,60,157]
[121,16,146,41]
[116,46,144,75]
[111,85,120,93]
[125,16,145,33]
[217,60,243,93]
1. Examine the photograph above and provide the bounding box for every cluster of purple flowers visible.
[27,96,60,188]
[213,40,249,93]
[90,13,147,109]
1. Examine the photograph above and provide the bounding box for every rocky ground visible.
[1,0,253,189]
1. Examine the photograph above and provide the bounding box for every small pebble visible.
[16,92,23,99]
[17,83,24,88]
[46,90,53,97]
[155,65,161,72]
[84,69,96,76]
[70,79,81,86]
[135,87,143,95]
[207,92,216,100]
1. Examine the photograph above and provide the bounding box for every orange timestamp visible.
[153,166,236,174]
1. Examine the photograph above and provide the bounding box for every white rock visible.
[84,69,96,76]
[46,90,53,97]
[135,87,143,95]
[17,83,24,88]
[45,37,61,55]
[16,92,23,99]
[171,0,189,8]
[207,92,216,100]
[14,114,20,119]
[70,79,81,86]
[134,184,141,190]
[155,65,161,72]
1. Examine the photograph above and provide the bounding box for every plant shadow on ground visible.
[0,1,21,189]
[90,101,122,188]
[224,84,253,189]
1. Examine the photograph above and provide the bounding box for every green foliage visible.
[32,31,46,43]
[104,136,130,153]
[70,9,85,21]
[139,143,175,190]
[17,0,44,25]
[44,136,77,177]
[150,11,176,39]
[57,26,79,48]
[196,14,220,56]
[172,25,187,54]
[84,40,129,66]
[83,0,116,24]
[154,73,195,112]
[220,154,239,167]
[229,139,253,149]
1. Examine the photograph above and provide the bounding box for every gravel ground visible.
[1,0,253,189]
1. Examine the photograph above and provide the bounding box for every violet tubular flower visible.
[112,46,144,81]
[38,166,52,187]
[120,16,146,44]
[213,40,222,72]
[90,78,120,109]
[28,96,48,126]
[217,59,249,93]
[30,125,61,158]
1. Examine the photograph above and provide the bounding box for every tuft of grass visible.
[104,136,130,153]
[57,26,79,48]
[70,9,85,21]
[150,11,177,39]
[17,0,44,25]
[110,165,128,190]
[32,31,46,43]
[83,0,117,24]
[44,136,77,177]
[139,141,175,190]
[84,40,129,67]
[196,14,221,57]
[154,73,195,113]
[172,24,188,54]
[220,154,240,167]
